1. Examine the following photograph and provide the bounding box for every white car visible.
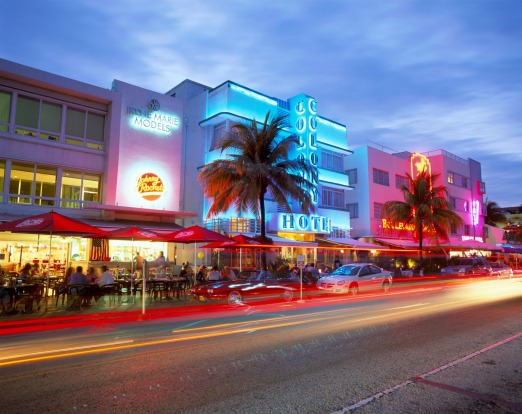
[317,263,392,295]
[489,262,513,278]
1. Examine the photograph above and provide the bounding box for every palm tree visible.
[383,169,463,268]
[484,199,507,227]
[198,111,318,246]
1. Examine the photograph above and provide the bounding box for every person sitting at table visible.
[19,263,33,283]
[221,266,236,281]
[196,265,207,284]
[98,265,115,287]
[0,272,13,314]
[86,266,99,284]
[207,265,222,281]
[31,263,42,278]
[67,266,89,310]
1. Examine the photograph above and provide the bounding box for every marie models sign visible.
[127,98,180,135]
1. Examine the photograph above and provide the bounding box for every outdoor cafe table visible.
[146,277,186,301]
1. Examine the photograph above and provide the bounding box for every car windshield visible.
[236,270,272,282]
[330,265,360,276]
[457,259,474,266]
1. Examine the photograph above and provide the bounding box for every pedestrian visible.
[207,265,222,281]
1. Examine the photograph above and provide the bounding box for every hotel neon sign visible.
[278,213,330,233]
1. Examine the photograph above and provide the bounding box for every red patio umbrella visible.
[104,226,165,272]
[164,225,231,277]
[0,211,108,296]
[201,234,262,271]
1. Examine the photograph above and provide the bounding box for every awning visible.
[375,237,501,251]
[237,234,318,248]
[84,220,184,235]
[316,237,388,250]
[501,245,522,254]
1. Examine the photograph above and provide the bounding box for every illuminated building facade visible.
[345,144,502,253]
[167,80,353,245]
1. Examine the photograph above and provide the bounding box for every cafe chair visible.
[98,283,117,307]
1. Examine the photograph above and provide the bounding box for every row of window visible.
[448,171,469,189]
[0,159,101,208]
[210,123,347,173]
[0,88,106,150]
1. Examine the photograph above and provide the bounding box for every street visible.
[1,277,521,413]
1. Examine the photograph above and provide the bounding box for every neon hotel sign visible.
[127,99,180,135]
[278,213,329,233]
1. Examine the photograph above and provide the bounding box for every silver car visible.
[489,262,513,278]
[317,263,392,295]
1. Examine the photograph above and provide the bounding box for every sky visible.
[1,0,521,207]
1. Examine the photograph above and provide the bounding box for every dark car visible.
[440,257,492,276]
[191,269,315,307]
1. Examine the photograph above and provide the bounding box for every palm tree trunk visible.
[259,192,267,269]
[418,228,424,272]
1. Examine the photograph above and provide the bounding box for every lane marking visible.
[332,331,522,413]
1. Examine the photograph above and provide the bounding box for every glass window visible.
[464,225,470,236]
[347,168,357,185]
[0,159,4,202]
[321,149,343,172]
[211,122,226,150]
[0,90,11,124]
[9,162,34,204]
[322,186,344,208]
[66,107,86,137]
[347,202,359,219]
[395,174,408,189]
[15,95,39,129]
[34,166,56,206]
[86,112,104,142]
[448,172,454,184]
[83,172,101,203]
[373,169,389,186]
[61,170,101,208]
[374,203,384,219]
[40,101,62,133]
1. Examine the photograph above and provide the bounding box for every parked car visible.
[316,263,392,295]
[190,269,316,307]
[489,262,513,278]
[440,257,492,277]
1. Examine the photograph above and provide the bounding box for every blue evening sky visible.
[1,0,521,207]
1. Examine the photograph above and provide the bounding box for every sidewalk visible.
[0,292,213,335]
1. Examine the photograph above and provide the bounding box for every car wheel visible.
[348,283,358,296]
[382,281,390,293]
[282,289,294,302]
[227,291,242,307]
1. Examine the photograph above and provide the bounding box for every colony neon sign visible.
[127,99,180,135]
[278,213,329,233]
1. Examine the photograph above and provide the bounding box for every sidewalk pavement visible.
[0,291,214,335]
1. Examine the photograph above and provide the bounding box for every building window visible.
[347,168,357,185]
[322,186,344,208]
[461,176,468,189]
[464,225,470,236]
[9,162,57,206]
[61,170,101,208]
[0,159,5,203]
[374,202,384,219]
[395,174,409,189]
[450,223,457,235]
[448,172,454,184]
[346,202,359,219]
[0,90,12,132]
[321,149,343,172]
[483,226,489,239]
[3,88,105,149]
[330,227,348,238]
[210,122,226,150]
[373,169,389,186]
